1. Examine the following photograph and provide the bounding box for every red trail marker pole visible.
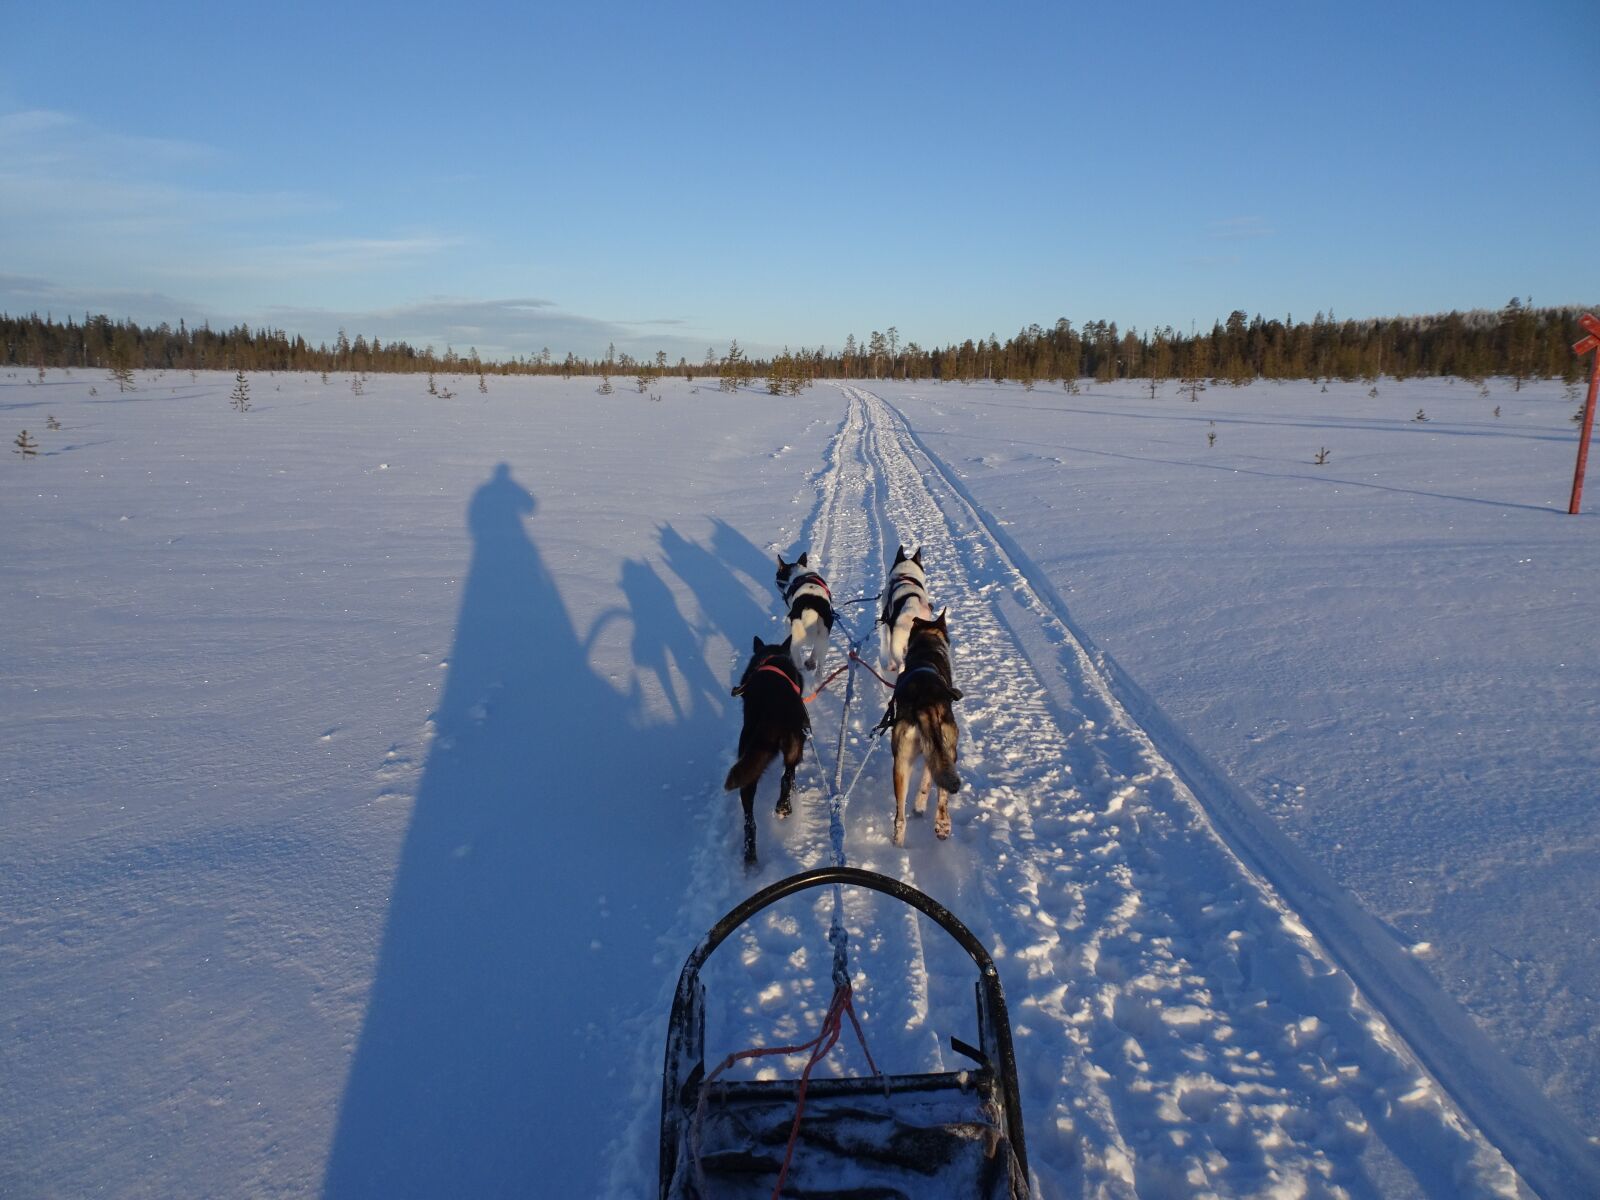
[1569,312,1600,515]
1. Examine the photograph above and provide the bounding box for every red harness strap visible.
[757,662,803,695]
[785,572,832,602]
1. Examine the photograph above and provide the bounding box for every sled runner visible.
[659,867,1031,1199]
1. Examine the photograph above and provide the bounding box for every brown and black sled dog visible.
[887,611,963,845]
[725,635,809,869]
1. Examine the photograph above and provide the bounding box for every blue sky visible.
[2,0,1593,362]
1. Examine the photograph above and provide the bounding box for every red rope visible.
[733,658,873,704]
[801,662,850,703]
[692,982,883,1200]
[847,649,898,690]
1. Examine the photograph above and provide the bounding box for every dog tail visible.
[724,746,776,792]
[916,705,962,793]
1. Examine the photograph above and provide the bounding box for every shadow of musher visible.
[324,464,696,1198]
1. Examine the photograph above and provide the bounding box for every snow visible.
[1,369,1596,1198]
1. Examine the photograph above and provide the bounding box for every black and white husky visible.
[879,544,932,673]
[725,636,809,869]
[774,552,834,675]
[885,611,963,845]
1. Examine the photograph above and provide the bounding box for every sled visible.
[659,866,1031,1199]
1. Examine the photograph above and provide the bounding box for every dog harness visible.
[783,571,832,605]
[895,664,948,691]
[882,577,929,626]
[732,661,804,698]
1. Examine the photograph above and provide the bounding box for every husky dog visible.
[725,636,809,869]
[775,552,834,675]
[885,611,963,845]
[879,545,933,673]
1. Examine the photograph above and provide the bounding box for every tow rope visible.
[703,588,902,1197]
[691,979,884,1200]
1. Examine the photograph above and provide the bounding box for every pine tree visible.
[720,341,746,392]
[230,370,251,412]
[478,373,488,394]
[1148,329,1171,399]
[46,414,61,431]
[108,348,135,393]
[14,430,39,459]
[1181,338,1209,401]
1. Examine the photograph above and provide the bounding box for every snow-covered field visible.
[2,369,1596,1199]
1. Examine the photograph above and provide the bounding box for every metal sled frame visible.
[659,866,1031,1198]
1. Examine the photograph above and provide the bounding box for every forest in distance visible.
[1,298,1592,390]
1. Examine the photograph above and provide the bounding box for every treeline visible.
[0,300,1589,387]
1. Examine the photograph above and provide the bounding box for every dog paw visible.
[935,821,952,840]
[775,799,792,819]
[891,824,906,846]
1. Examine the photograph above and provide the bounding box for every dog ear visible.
[776,553,788,570]
[893,545,907,564]
[913,547,924,566]
[934,608,948,628]
[797,552,808,567]
[948,686,964,701]
[753,635,765,652]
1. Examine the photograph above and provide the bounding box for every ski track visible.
[606,385,1529,1200]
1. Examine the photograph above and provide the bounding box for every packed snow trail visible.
[608,385,1530,1199]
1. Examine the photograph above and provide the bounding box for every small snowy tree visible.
[46,414,61,431]
[719,341,755,392]
[1314,447,1331,465]
[230,370,251,412]
[108,354,135,393]
[14,430,39,460]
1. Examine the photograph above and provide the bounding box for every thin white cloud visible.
[257,297,709,362]
[0,108,217,171]
[168,236,468,281]
[1208,216,1275,240]
[0,273,206,323]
